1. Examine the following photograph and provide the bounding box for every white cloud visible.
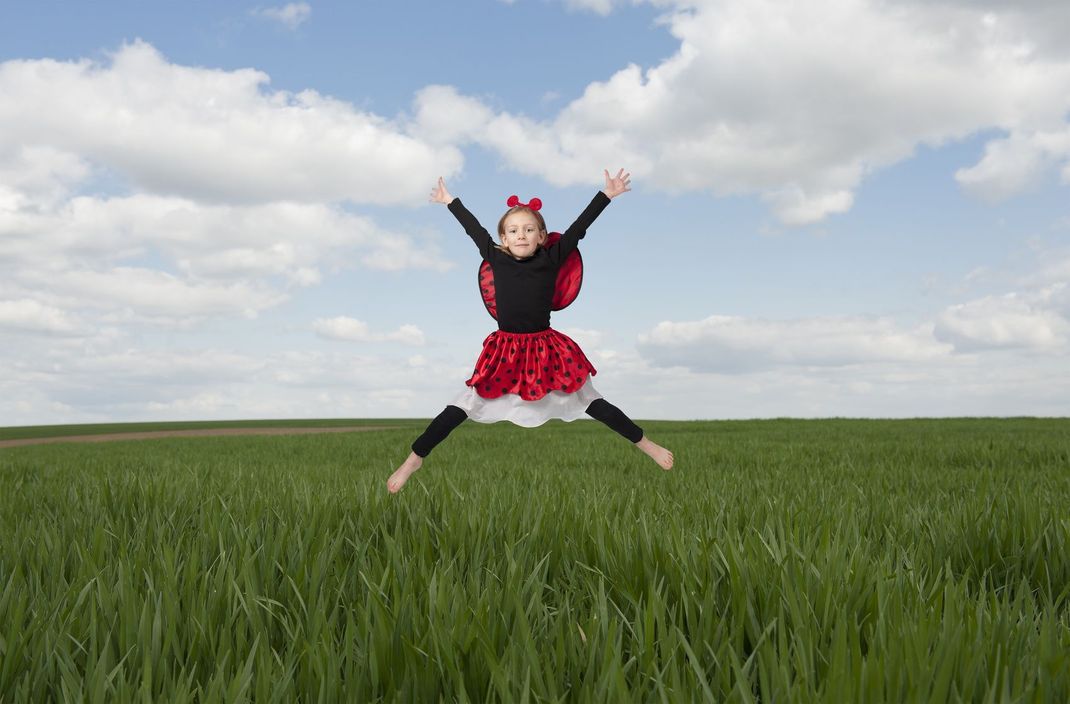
[0,146,89,210]
[1029,253,1070,293]
[250,3,312,30]
[147,392,228,413]
[312,317,426,345]
[558,327,605,349]
[0,41,464,332]
[607,344,1070,418]
[623,243,1070,416]
[0,299,84,336]
[934,286,1069,351]
[636,272,1070,376]
[0,40,461,207]
[0,342,467,424]
[637,314,954,373]
[762,187,854,228]
[35,267,289,320]
[955,126,1070,200]
[563,0,617,15]
[0,39,474,418]
[424,0,1070,222]
[0,188,451,327]
[409,85,497,146]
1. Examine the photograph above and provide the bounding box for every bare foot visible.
[635,436,674,470]
[387,451,423,493]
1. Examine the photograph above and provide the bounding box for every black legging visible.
[410,398,644,457]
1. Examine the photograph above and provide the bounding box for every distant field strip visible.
[0,425,402,448]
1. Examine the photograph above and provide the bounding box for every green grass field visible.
[1,417,1068,702]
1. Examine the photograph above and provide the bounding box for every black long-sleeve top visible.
[448,191,612,333]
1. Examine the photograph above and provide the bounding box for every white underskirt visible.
[450,377,603,427]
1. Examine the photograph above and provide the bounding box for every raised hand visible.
[429,176,454,205]
[602,168,631,199]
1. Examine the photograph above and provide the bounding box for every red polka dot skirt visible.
[466,328,597,401]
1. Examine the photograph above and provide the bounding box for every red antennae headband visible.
[507,194,542,211]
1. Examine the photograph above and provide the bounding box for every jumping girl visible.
[387,169,674,493]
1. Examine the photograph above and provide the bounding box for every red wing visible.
[479,260,497,319]
[476,232,583,320]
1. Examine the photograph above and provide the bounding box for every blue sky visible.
[2,0,1069,425]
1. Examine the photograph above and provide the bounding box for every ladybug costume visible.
[408,190,645,458]
[448,192,610,420]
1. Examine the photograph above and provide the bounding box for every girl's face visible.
[500,211,547,259]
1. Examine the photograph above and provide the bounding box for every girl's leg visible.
[388,405,468,493]
[585,398,643,442]
[585,398,674,470]
[412,405,468,457]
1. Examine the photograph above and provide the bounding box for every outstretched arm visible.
[549,168,629,264]
[432,176,496,260]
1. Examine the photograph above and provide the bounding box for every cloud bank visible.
[0,41,458,329]
[418,0,1070,223]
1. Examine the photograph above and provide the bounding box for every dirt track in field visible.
[0,426,402,449]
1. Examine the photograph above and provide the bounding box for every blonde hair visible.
[495,206,548,258]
